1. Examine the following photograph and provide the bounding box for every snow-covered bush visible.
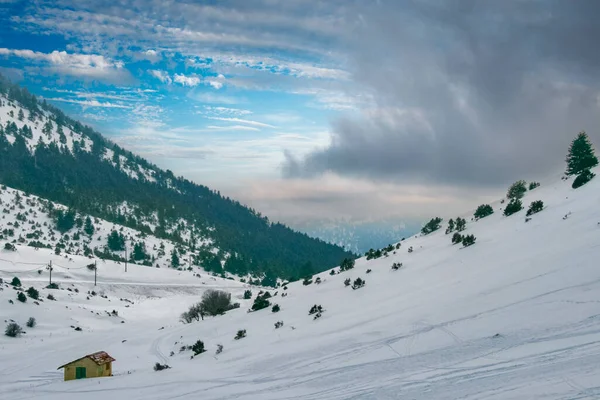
[526,200,544,216]
[391,262,402,270]
[421,217,443,235]
[234,329,247,340]
[271,304,280,313]
[572,169,595,189]
[504,199,523,216]
[192,339,205,355]
[26,317,36,328]
[352,277,365,290]
[507,180,527,200]
[153,363,170,371]
[251,291,271,311]
[26,287,39,300]
[474,204,494,220]
[462,234,476,247]
[452,233,463,245]
[339,258,355,272]
[529,182,540,190]
[309,305,324,320]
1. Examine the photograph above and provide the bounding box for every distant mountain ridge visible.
[295,220,419,254]
[0,74,353,280]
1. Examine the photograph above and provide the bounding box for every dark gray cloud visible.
[284,1,600,187]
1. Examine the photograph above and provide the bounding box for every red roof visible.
[57,351,116,369]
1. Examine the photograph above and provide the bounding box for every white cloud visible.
[46,97,132,109]
[201,106,253,116]
[206,125,260,132]
[149,69,171,84]
[206,73,225,89]
[149,71,201,87]
[142,49,161,63]
[206,117,275,129]
[0,48,129,82]
[173,73,201,87]
[188,54,348,80]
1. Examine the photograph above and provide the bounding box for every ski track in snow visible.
[2,167,600,399]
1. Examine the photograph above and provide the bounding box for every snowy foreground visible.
[2,171,600,399]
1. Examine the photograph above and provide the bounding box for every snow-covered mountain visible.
[0,185,217,272]
[1,165,599,399]
[0,76,353,279]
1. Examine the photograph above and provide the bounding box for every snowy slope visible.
[0,185,216,271]
[0,94,221,266]
[1,170,600,399]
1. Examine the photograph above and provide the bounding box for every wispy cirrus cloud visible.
[206,125,260,132]
[46,97,132,108]
[0,48,130,83]
[206,117,275,129]
[200,106,253,117]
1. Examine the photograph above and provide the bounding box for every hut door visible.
[75,367,86,379]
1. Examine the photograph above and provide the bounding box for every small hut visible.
[57,351,115,381]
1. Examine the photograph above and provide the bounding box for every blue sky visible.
[0,1,358,191]
[1,0,598,236]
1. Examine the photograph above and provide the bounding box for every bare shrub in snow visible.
[200,289,233,316]
[5,322,23,337]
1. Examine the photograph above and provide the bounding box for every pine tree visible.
[17,109,24,121]
[455,217,466,232]
[507,180,527,200]
[566,132,598,176]
[132,242,147,261]
[171,249,180,268]
[445,219,455,234]
[84,216,95,236]
[107,230,125,251]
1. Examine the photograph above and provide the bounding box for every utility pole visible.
[124,241,128,273]
[94,260,97,286]
[47,260,53,286]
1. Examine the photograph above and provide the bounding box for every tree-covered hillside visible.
[0,74,354,279]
